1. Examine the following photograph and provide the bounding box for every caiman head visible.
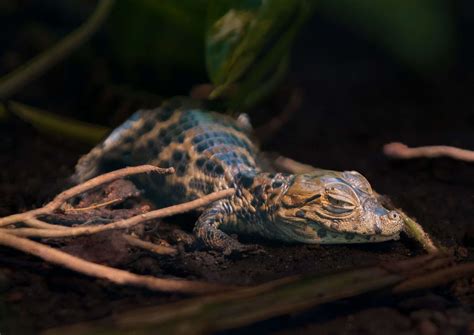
[274,170,404,243]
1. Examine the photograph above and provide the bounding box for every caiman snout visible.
[363,198,404,236]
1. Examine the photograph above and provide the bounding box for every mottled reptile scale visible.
[76,98,262,204]
[74,97,404,254]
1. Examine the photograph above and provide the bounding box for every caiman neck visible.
[235,171,295,214]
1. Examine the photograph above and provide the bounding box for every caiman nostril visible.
[388,210,400,221]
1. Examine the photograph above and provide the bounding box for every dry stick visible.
[273,155,316,174]
[0,0,115,99]
[0,165,174,227]
[0,166,234,294]
[23,218,69,230]
[394,262,474,293]
[384,142,474,162]
[2,189,235,238]
[0,232,223,294]
[46,165,172,213]
[66,198,122,212]
[382,253,438,273]
[123,234,177,256]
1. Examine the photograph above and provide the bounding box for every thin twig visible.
[0,0,115,99]
[382,253,438,273]
[0,165,235,295]
[2,189,235,238]
[384,142,474,162]
[123,234,177,256]
[23,218,69,230]
[66,198,122,212]
[273,155,316,174]
[0,232,225,294]
[393,262,474,293]
[0,165,174,227]
[47,166,172,213]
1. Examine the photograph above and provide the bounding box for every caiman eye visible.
[326,193,356,212]
[321,184,358,214]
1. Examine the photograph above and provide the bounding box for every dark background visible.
[0,1,473,333]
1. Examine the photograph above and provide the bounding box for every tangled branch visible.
[0,232,224,294]
[0,165,235,294]
[2,189,235,238]
[384,142,474,162]
[0,165,173,227]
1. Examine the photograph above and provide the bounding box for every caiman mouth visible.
[305,218,402,243]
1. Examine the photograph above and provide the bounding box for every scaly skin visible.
[73,97,404,255]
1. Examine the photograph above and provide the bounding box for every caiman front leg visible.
[194,201,259,256]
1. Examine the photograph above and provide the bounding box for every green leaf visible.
[315,0,455,74]
[206,0,313,108]
[6,102,109,144]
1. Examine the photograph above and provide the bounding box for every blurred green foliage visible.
[0,0,458,141]
[206,0,313,108]
[6,102,109,144]
[108,0,455,107]
[107,0,313,108]
[108,0,208,85]
[315,0,455,74]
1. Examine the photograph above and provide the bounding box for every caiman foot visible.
[194,203,266,257]
[195,223,265,258]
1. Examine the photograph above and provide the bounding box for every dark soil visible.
[1,2,474,334]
